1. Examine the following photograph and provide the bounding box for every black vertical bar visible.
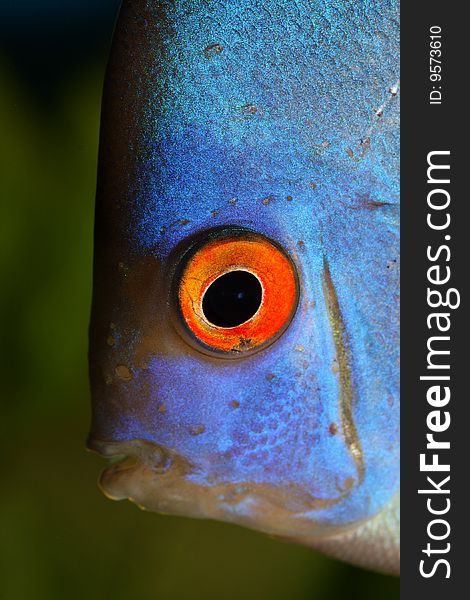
[401,2,466,597]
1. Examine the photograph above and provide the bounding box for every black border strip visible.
[401,2,466,596]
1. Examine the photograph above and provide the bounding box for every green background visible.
[0,3,398,598]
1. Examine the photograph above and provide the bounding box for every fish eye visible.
[175,228,299,356]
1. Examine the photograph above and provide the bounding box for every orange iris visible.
[177,230,298,355]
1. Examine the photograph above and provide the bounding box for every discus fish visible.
[88,0,400,575]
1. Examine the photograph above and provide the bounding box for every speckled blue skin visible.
[89,0,399,548]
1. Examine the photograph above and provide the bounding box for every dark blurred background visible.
[0,2,398,598]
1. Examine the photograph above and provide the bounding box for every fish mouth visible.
[87,438,195,512]
[87,438,366,539]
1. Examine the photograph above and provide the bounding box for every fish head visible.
[88,0,399,566]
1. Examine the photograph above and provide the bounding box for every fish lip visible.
[86,437,182,474]
[87,437,193,506]
[86,437,119,457]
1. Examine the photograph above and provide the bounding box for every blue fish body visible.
[89,0,399,574]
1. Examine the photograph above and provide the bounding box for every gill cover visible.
[89,0,400,575]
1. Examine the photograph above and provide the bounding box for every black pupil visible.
[202,271,262,327]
